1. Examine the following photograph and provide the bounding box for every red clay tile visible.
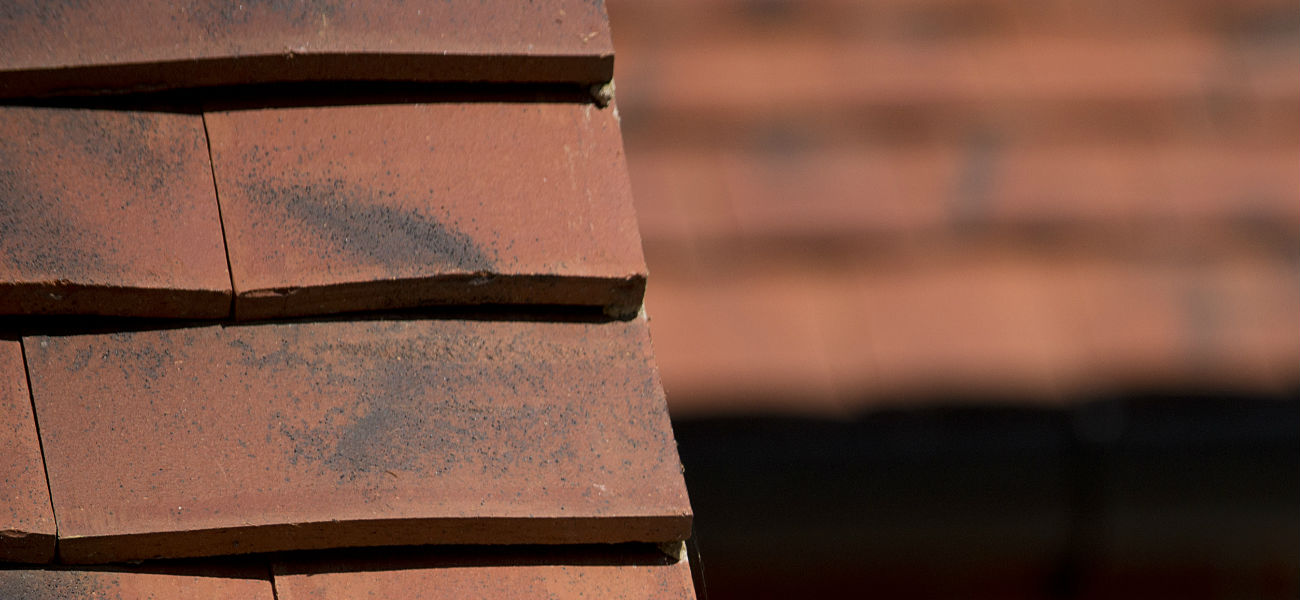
[25,318,690,563]
[0,0,614,97]
[273,549,696,600]
[0,340,55,563]
[0,565,272,599]
[205,103,646,319]
[0,107,230,318]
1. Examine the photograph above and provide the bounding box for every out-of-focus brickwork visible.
[608,0,1300,417]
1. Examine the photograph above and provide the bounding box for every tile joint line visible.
[268,562,280,600]
[18,339,60,551]
[200,112,238,320]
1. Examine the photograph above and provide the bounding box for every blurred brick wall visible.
[608,0,1300,417]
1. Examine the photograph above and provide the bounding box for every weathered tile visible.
[0,565,272,599]
[0,0,613,98]
[0,107,231,318]
[274,547,696,600]
[206,103,645,319]
[0,340,55,563]
[26,318,690,563]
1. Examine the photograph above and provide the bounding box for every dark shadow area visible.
[0,559,266,580]
[0,303,620,338]
[234,302,623,326]
[1,80,596,114]
[269,542,678,575]
[673,390,1300,600]
[0,542,676,576]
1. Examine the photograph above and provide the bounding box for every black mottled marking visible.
[102,333,174,382]
[272,339,580,481]
[55,111,184,197]
[66,346,93,372]
[0,570,117,600]
[252,323,667,484]
[0,0,90,36]
[0,151,112,279]
[1,108,200,280]
[243,177,495,272]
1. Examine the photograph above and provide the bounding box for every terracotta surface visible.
[0,0,614,97]
[274,548,696,600]
[0,107,231,318]
[0,340,55,563]
[206,103,646,319]
[0,565,272,599]
[25,317,691,563]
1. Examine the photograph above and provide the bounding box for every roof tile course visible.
[0,340,56,563]
[0,0,614,97]
[205,102,646,319]
[25,317,690,563]
[0,107,231,318]
[0,565,273,599]
[0,2,687,592]
[274,551,696,600]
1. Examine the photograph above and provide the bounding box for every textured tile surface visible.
[0,340,55,563]
[0,0,613,97]
[26,318,690,563]
[0,565,272,599]
[206,103,645,319]
[0,107,231,318]
[274,549,696,600]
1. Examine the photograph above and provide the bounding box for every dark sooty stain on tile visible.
[0,571,116,600]
[241,177,496,273]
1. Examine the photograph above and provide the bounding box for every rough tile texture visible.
[0,0,614,97]
[206,103,646,319]
[0,565,272,599]
[25,318,691,563]
[0,107,231,318]
[0,340,55,563]
[274,549,696,600]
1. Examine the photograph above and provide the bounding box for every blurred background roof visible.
[605,0,1300,597]
[608,0,1299,417]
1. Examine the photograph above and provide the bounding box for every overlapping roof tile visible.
[206,102,645,319]
[273,546,696,600]
[0,341,55,563]
[26,318,689,563]
[0,107,230,317]
[0,565,273,599]
[0,1,695,597]
[0,0,614,97]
